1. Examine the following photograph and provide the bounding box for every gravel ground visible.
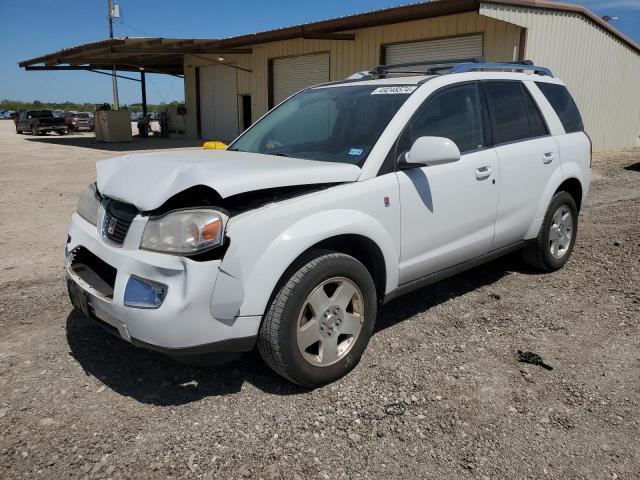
[0,120,639,479]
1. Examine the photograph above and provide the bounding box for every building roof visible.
[18,0,639,74]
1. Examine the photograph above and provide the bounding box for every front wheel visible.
[258,251,377,387]
[523,191,578,271]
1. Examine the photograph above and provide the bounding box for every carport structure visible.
[18,37,253,116]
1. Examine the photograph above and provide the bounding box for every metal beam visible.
[189,54,252,73]
[165,39,196,48]
[120,64,185,78]
[301,32,355,41]
[64,56,183,66]
[140,70,148,117]
[111,47,252,55]
[24,65,142,81]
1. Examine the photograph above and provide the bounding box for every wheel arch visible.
[555,177,583,212]
[282,234,387,304]
[525,172,584,239]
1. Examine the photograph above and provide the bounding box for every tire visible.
[258,251,377,387]
[523,191,578,271]
[58,129,68,135]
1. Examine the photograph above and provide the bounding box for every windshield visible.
[75,113,91,118]
[229,84,416,165]
[28,110,54,118]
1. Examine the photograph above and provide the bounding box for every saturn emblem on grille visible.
[107,217,117,235]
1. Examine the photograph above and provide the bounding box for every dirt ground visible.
[0,119,639,479]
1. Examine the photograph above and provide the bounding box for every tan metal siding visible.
[384,34,484,64]
[183,12,521,135]
[481,2,640,151]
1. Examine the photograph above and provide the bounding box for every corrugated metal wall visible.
[384,34,484,64]
[481,2,640,151]
[183,12,521,139]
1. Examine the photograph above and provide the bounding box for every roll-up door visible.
[199,64,239,142]
[271,53,329,106]
[384,34,483,65]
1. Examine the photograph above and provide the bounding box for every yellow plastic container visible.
[202,141,228,150]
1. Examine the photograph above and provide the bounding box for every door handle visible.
[543,152,555,164]
[475,166,492,180]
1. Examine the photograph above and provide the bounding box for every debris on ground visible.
[518,350,553,371]
[384,403,406,416]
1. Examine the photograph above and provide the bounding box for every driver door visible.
[395,82,499,284]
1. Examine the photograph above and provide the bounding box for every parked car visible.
[64,111,94,132]
[130,112,142,122]
[15,110,68,135]
[65,61,591,386]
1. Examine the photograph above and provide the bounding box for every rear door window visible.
[535,82,584,133]
[482,81,548,145]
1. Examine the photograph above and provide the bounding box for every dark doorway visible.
[241,95,252,131]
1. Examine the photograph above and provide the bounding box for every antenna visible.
[108,0,120,109]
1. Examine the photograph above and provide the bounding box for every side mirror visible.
[400,136,461,169]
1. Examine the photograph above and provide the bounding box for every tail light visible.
[585,132,593,168]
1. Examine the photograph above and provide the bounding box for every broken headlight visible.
[140,209,228,255]
[76,183,100,226]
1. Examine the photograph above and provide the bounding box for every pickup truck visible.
[15,110,68,135]
[64,111,95,132]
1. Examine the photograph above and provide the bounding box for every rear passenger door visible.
[482,81,560,249]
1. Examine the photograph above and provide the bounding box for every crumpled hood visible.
[96,149,361,211]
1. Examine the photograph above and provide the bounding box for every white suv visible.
[66,61,591,386]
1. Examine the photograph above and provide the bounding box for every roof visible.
[19,0,639,74]
[18,37,254,75]
[485,0,640,53]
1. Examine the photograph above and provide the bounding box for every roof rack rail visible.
[450,62,554,77]
[373,57,484,77]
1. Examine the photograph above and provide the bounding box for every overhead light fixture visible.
[217,56,225,62]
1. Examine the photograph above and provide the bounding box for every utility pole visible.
[108,0,120,109]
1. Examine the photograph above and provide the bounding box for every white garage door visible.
[272,53,330,106]
[199,65,239,142]
[384,34,484,65]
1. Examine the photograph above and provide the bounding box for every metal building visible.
[20,0,640,151]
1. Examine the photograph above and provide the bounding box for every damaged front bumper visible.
[65,212,260,358]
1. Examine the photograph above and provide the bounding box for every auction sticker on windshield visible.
[371,86,418,95]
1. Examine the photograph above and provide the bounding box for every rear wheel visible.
[523,191,578,271]
[258,251,377,387]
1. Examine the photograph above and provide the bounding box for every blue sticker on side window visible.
[348,147,364,156]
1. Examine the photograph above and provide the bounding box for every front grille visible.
[103,199,138,245]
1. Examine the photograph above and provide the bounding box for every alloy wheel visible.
[296,277,364,367]
[549,205,573,259]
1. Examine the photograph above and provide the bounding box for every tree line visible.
[0,99,183,113]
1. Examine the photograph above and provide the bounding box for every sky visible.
[0,0,638,105]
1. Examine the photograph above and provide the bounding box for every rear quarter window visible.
[536,82,584,133]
